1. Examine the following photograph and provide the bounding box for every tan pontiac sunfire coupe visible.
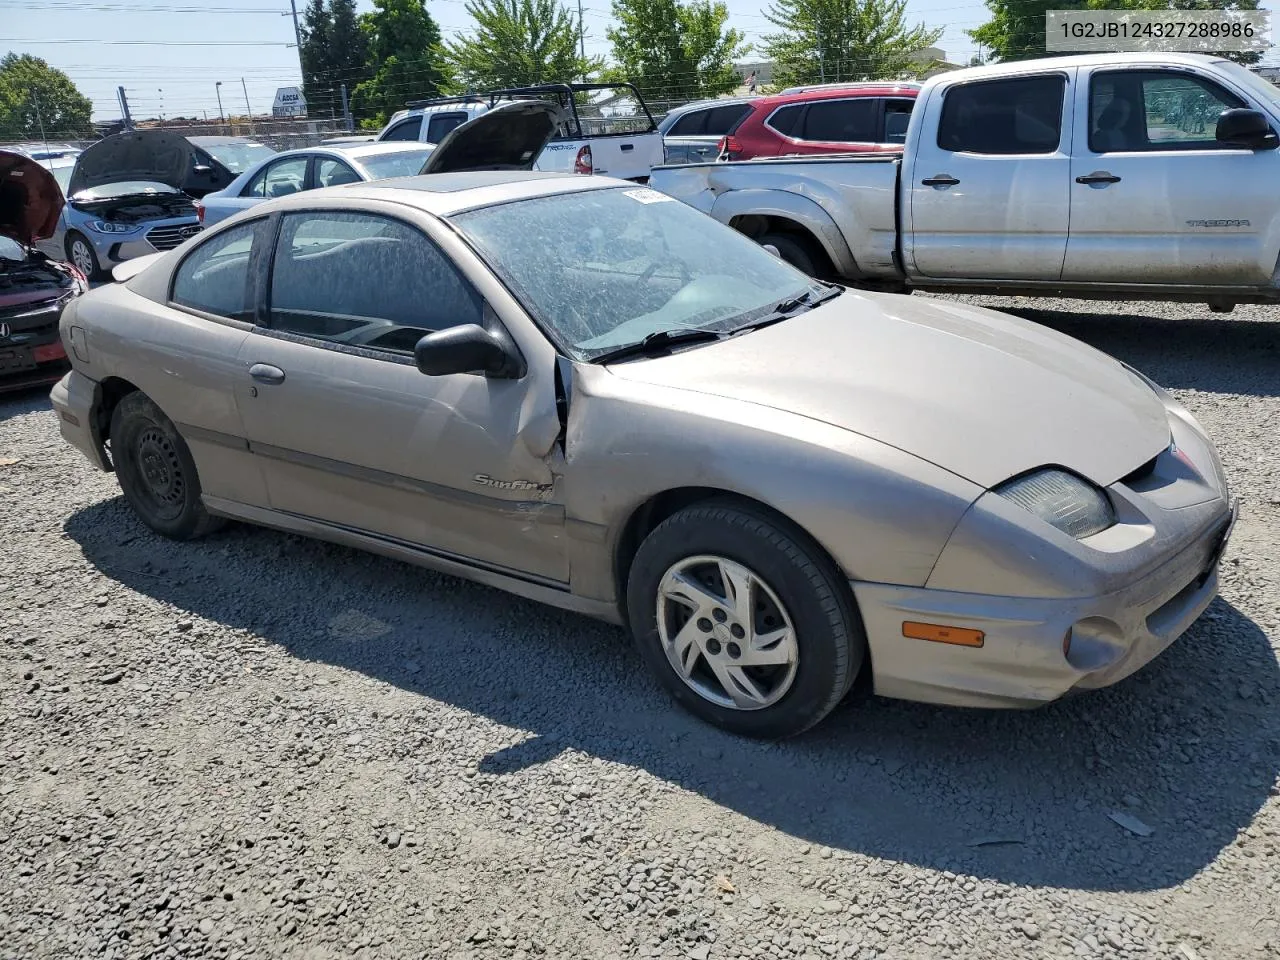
[50,102,1236,738]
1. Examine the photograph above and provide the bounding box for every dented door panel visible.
[235,333,569,583]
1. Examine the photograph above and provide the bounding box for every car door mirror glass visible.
[1216,108,1278,149]
[414,323,518,378]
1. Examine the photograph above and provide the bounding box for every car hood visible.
[419,101,560,174]
[69,130,235,197]
[0,150,64,245]
[605,291,1171,489]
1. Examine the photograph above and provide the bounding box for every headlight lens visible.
[994,468,1115,539]
[86,220,139,234]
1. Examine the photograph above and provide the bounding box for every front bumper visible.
[854,498,1236,709]
[84,217,201,265]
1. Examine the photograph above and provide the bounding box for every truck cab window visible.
[937,75,1065,155]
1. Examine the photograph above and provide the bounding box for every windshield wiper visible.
[590,328,726,364]
[728,284,844,335]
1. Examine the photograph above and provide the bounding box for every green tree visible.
[299,0,335,112]
[352,0,450,126]
[761,0,943,87]
[328,0,372,114]
[446,0,600,89]
[970,0,1262,65]
[606,0,748,102]
[0,53,93,139]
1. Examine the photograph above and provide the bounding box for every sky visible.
[2,0,1278,124]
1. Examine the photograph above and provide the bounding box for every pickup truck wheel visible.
[110,392,226,541]
[626,500,865,739]
[758,233,819,277]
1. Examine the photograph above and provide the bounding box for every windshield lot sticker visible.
[623,188,675,204]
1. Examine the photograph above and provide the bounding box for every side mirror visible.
[1216,108,1278,150]
[414,323,522,378]
[762,243,781,258]
[193,164,214,174]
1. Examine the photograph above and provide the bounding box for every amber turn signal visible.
[902,621,985,648]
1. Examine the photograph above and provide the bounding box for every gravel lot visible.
[2,296,1277,960]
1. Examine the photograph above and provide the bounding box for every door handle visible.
[1075,172,1121,184]
[921,174,960,186]
[620,143,634,151]
[248,362,286,385]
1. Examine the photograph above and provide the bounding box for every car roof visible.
[753,83,922,109]
[942,51,1227,80]
[187,135,262,145]
[260,170,620,218]
[258,141,435,165]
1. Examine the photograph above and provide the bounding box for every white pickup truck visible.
[649,52,1280,311]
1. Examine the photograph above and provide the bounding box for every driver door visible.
[235,208,568,583]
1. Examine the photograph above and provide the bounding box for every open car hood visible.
[419,101,560,174]
[69,130,236,198]
[0,150,64,246]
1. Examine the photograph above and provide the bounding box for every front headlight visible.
[86,220,139,234]
[994,468,1115,540]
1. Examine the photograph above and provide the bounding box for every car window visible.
[267,211,482,356]
[242,156,309,199]
[937,75,1065,155]
[381,116,423,142]
[884,98,914,144]
[706,104,750,135]
[669,110,708,136]
[766,104,802,137]
[425,112,470,143]
[354,148,435,180]
[1089,70,1246,153]
[799,98,880,142]
[316,158,360,187]
[170,220,261,321]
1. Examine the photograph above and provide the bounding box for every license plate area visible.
[0,347,36,372]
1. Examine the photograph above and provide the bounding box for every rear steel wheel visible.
[110,391,225,540]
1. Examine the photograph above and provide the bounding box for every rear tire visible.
[110,391,225,540]
[758,232,821,277]
[66,232,102,281]
[626,500,865,739]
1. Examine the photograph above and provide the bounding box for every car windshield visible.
[201,141,276,173]
[357,148,435,179]
[48,164,74,195]
[451,186,820,361]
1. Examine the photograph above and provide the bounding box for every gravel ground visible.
[1,296,1278,960]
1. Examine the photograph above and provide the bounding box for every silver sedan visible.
[197,142,436,227]
[48,105,1236,738]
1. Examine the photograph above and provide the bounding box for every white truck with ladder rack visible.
[375,82,665,182]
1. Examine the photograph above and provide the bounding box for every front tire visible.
[66,232,102,281]
[626,500,865,738]
[110,392,225,540]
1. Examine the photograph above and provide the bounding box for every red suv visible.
[717,82,920,161]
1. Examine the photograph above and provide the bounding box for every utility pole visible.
[286,0,304,77]
[241,77,253,130]
[117,86,134,130]
[577,0,585,77]
[215,81,225,128]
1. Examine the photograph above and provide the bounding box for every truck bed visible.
[649,155,904,282]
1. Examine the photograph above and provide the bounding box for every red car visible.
[717,82,921,162]
[1,151,87,394]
